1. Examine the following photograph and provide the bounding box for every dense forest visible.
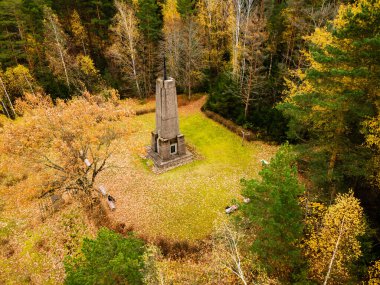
[0,0,380,284]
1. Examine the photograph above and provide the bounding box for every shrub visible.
[64,228,146,285]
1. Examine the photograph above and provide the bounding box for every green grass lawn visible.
[104,100,278,241]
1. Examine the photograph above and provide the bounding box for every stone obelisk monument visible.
[148,58,192,171]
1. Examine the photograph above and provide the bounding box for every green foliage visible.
[205,72,244,122]
[64,228,146,285]
[136,0,162,42]
[241,143,305,279]
[0,0,27,67]
[205,71,288,142]
[21,0,49,36]
[177,0,196,18]
[278,0,379,192]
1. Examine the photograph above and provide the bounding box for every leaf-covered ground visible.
[0,96,277,283]
[99,97,278,241]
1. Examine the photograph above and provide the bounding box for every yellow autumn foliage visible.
[368,260,380,285]
[196,0,232,72]
[364,115,380,188]
[304,191,366,283]
[70,10,86,43]
[77,55,98,76]
[3,65,37,98]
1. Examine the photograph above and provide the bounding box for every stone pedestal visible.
[147,77,193,172]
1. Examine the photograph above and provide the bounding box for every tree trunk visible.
[81,38,87,56]
[244,68,253,119]
[48,14,70,89]
[1,100,11,118]
[187,19,192,99]
[23,74,35,96]
[117,3,142,98]
[232,0,241,75]
[328,150,337,203]
[239,0,253,91]
[0,76,16,118]
[225,223,247,285]
[323,216,345,285]
[268,53,273,78]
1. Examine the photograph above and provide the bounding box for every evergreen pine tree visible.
[241,143,305,280]
[64,228,146,285]
[278,0,380,194]
[0,0,27,67]
[177,0,196,17]
[136,0,162,96]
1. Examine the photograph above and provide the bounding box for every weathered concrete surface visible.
[148,77,193,171]
[147,146,193,173]
[155,78,179,139]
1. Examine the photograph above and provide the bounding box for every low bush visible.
[203,110,256,141]
[64,228,146,285]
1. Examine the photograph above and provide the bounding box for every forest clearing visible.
[0,96,277,284]
[100,96,277,240]
[1,0,379,283]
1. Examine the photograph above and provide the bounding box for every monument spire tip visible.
[163,55,167,81]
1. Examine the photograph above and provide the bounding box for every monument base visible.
[147,146,193,173]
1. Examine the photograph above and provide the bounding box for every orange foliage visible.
[1,91,131,199]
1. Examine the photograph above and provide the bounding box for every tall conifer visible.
[278,0,380,194]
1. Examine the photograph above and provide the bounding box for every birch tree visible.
[231,0,254,77]
[212,221,249,285]
[107,0,143,98]
[229,0,270,119]
[0,71,16,118]
[178,17,204,99]
[304,191,366,284]
[43,8,98,94]
[177,0,204,99]
[43,7,72,89]
[162,0,182,81]
[3,65,37,98]
[0,64,38,118]
[197,0,232,75]
[239,10,268,119]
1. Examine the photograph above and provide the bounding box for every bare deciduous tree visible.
[0,74,16,118]
[43,7,71,89]
[162,0,182,81]
[178,16,204,99]
[107,0,143,98]
[239,10,268,119]
[212,221,249,285]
